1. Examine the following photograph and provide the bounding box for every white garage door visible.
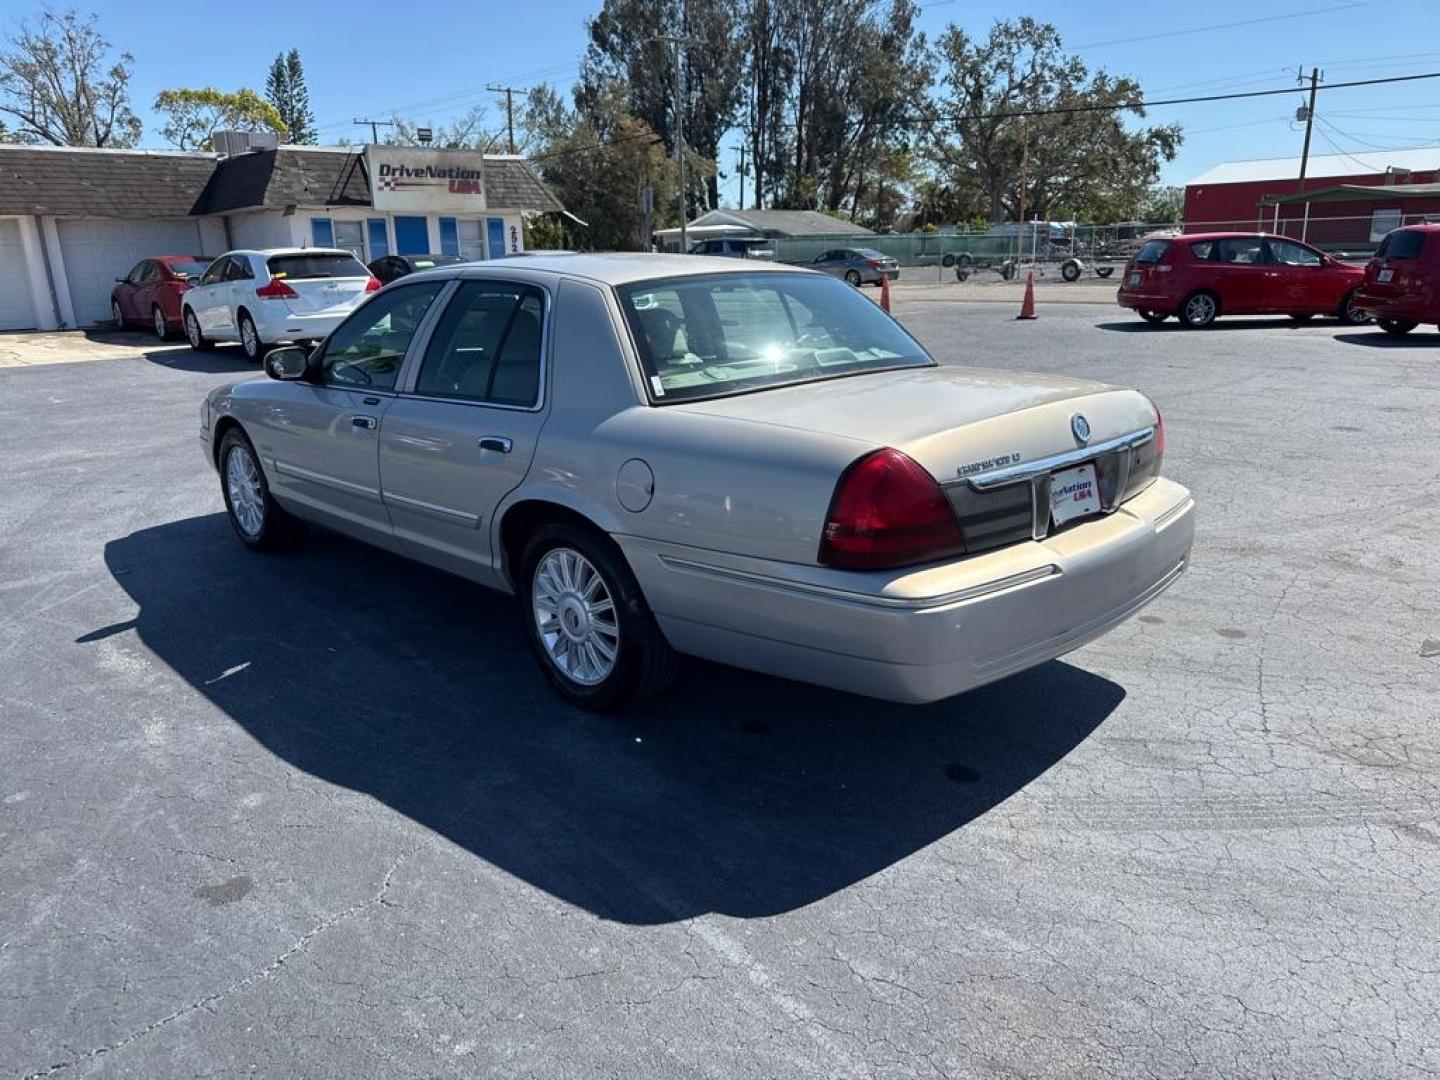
[59,218,205,327]
[0,219,38,331]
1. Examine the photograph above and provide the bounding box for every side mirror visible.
[265,346,309,381]
[114,276,126,284]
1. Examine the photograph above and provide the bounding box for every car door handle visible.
[352,415,378,430]
[478,436,513,453]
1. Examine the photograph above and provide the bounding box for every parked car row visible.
[685,239,901,288]
[113,248,472,357]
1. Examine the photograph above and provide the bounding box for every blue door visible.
[486,217,507,259]
[394,216,429,255]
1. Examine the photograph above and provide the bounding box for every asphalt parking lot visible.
[3,302,1438,1079]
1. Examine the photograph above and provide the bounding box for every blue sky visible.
[72,0,1440,202]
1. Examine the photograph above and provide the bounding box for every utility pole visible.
[1016,120,1029,265]
[353,118,394,144]
[1296,67,1322,195]
[487,85,521,154]
[731,143,748,209]
[653,33,703,250]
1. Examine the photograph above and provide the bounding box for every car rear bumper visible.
[617,477,1195,704]
[251,307,350,343]
[1116,289,1176,313]
[1353,290,1434,322]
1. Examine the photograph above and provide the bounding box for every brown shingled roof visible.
[0,146,218,218]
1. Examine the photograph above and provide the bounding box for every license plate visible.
[1377,268,1394,283]
[1050,463,1101,527]
[1127,272,1141,286]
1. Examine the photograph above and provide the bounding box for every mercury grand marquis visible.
[200,254,1195,711]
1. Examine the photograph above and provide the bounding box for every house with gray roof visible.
[654,208,873,251]
[0,141,564,330]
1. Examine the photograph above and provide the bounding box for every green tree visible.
[926,18,1181,223]
[386,105,502,150]
[0,9,140,147]
[265,49,316,144]
[579,0,746,214]
[525,82,677,251]
[153,87,287,150]
[1141,184,1184,223]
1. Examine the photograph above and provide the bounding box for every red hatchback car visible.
[111,255,213,340]
[1354,223,1440,336]
[1116,232,1367,328]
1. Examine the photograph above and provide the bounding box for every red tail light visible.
[255,278,297,300]
[866,259,883,269]
[818,448,965,570]
[365,275,382,292]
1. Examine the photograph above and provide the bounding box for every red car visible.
[1116,232,1367,328]
[1354,223,1440,336]
[111,256,213,340]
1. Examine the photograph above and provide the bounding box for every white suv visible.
[182,248,378,360]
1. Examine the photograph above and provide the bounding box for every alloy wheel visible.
[185,311,202,348]
[531,547,620,686]
[224,446,265,539]
[153,307,167,338]
[241,317,260,359]
[1184,293,1217,326]
[112,301,124,328]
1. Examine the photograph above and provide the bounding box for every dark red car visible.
[111,256,213,340]
[1354,223,1440,336]
[1116,232,1367,328]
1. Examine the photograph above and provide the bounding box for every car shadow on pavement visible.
[1334,331,1437,348]
[101,514,1125,925]
[1096,318,1340,333]
[142,347,256,374]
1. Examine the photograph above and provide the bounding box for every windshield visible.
[166,259,211,279]
[267,253,368,280]
[617,272,932,404]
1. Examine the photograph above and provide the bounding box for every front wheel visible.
[1060,259,1081,283]
[184,309,214,351]
[111,299,125,329]
[1139,310,1168,324]
[521,524,677,712]
[1377,317,1417,337]
[219,429,301,552]
[152,306,169,340]
[1179,291,1219,328]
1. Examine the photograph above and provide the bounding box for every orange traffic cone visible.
[1016,269,1037,320]
[880,272,892,314]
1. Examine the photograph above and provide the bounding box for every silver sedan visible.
[201,255,1194,711]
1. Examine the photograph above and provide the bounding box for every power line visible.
[1071,1,1361,50]
[352,117,394,143]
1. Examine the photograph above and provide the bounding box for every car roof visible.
[152,254,209,263]
[224,247,356,258]
[431,252,817,287]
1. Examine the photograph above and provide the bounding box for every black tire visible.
[238,310,265,362]
[1139,310,1168,324]
[1377,317,1417,337]
[520,522,678,712]
[1095,266,1114,279]
[940,253,956,268]
[844,269,862,287]
[1289,313,1315,322]
[218,428,302,552]
[111,299,127,329]
[1060,260,1081,283]
[1000,261,1017,281]
[1337,289,1370,325]
[183,308,214,351]
[1178,290,1220,328]
[151,305,169,341]
[956,253,973,268]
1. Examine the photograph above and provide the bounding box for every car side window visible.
[141,261,163,283]
[124,261,147,284]
[1189,241,1215,260]
[415,281,545,406]
[1215,238,1268,265]
[1268,238,1322,267]
[224,257,254,282]
[197,257,228,285]
[319,281,445,391]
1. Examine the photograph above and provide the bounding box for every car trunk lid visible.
[265,252,372,315]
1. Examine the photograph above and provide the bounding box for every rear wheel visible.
[1378,317,1417,337]
[941,253,956,268]
[219,428,301,552]
[1060,259,1081,282]
[152,305,169,340]
[184,308,214,351]
[238,311,265,362]
[1179,290,1219,328]
[1139,310,1168,324]
[520,523,678,712]
[844,269,862,287]
[111,299,125,329]
[1338,289,1370,325]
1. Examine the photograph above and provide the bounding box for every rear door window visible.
[415,281,546,406]
[1267,238,1322,266]
[267,252,368,280]
[1377,230,1426,260]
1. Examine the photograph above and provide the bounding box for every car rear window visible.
[1135,240,1172,263]
[267,253,368,280]
[167,259,211,279]
[1377,229,1427,260]
[618,272,932,404]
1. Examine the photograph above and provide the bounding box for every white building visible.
[0,143,564,330]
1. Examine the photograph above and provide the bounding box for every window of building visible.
[1370,208,1403,243]
[394,216,429,255]
[333,220,365,261]
[439,217,460,257]
[457,219,483,261]
[367,218,389,261]
[311,218,335,248]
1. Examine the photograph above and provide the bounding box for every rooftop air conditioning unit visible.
[213,130,281,157]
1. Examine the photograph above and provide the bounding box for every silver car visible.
[201,254,1194,711]
[812,247,900,287]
